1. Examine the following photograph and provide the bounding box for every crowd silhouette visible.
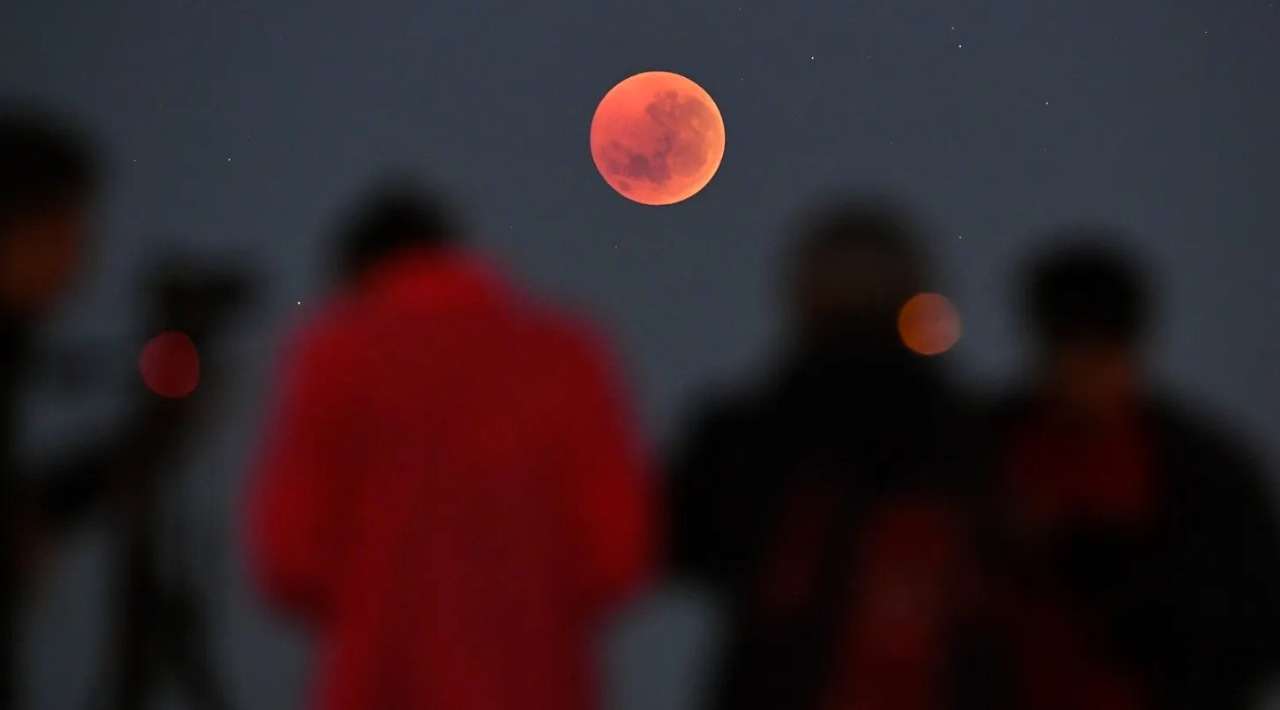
[3,105,1279,710]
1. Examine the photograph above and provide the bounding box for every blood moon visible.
[590,71,725,205]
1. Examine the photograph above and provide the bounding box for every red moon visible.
[590,71,726,205]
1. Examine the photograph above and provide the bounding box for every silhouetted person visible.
[989,235,1280,709]
[103,260,249,710]
[244,184,655,710]
[1,107,241,709]
[669,200,995,710]
[0,107,100,707]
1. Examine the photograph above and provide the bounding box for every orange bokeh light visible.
[897,293,961,356]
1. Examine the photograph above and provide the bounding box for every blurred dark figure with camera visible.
[244,184,654,710]
[1,106,243,709]
[0,107,101,707]
[669,200,998,710]
[990,235,1280,710]
[101,258,250,710]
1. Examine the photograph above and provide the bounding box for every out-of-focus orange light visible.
[139,330,200,398]
[898,292,961,356]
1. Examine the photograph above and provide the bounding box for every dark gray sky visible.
[5,1,1280,708]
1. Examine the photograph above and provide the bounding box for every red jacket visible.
[245,250,654,710]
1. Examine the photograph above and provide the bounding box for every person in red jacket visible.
[245,184,655,710]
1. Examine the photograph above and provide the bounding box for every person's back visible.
[670,200,995,710]
[989,237,1280,709]
[246,189,653,710]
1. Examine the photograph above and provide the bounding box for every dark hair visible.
[335,181,461,281]
[783,197,932,348]
[790,198,925,274]
[0,106,99,227]
[786,198,929,306]
[1025,234,1150,346]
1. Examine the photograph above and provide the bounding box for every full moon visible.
[590,71,725,205]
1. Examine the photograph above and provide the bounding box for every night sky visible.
[4,1,1280,708]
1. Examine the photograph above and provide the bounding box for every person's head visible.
[785,197,929,350]
[334,180,461,284]
[1023,234,1152,412]
[0,107,99,316]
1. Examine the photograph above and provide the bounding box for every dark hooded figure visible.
[669,199,998,710]
[989,235,1280,710]
[0,107,100,707]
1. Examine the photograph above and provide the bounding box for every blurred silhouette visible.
[244,183,655,710]
[1,105,248,709]
[100,257,250,710]
[988,235,1280,709]
[1,106,102,707]
[669,199,998,710]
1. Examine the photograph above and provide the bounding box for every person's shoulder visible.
[1148,393,1263,470]
[528,305,601,344]
[519,301,614,358]
[276,292,372,371]
[674,379,773,455]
